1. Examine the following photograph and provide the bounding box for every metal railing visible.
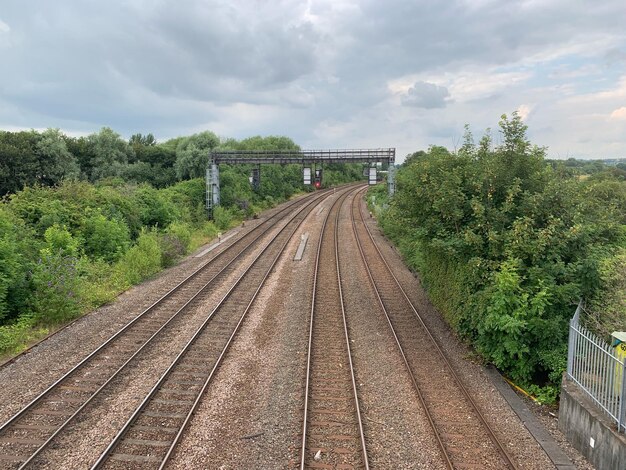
[567,302,626,432]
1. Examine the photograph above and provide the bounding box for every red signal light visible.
[314,181,321,188]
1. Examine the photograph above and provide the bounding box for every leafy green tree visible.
[0,130,40,195]
[35,129,80,185]
[174,131,220,180]
[86,127,135,181]
[63,135,91,179]
[129,133,156,147]
[121,144,177,188]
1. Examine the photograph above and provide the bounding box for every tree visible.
[129,133,156,147]
[377,112,626,389]
[35,129,80,186]
[0,130,39,195]
[174,131,220,180]
[86,128,135,181]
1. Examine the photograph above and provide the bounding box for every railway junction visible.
[0,185,587,469]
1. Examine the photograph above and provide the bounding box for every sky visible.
[1,0,625,162]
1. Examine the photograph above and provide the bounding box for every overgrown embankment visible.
[369,114,626,401]
[0,178,228,356]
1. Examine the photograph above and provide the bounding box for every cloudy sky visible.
[1,0,625,161]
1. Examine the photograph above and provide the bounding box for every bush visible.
[77,258,117,308]
[159,222,192,267]
[0,132,371,359]
[82,212,130,262]
[113,230,162,287]
[212,206,233,231]
[30,250,82,325]
[201,221,219,239]
[0,314,43,355]
[166,222,192,250]
[133,185,175,228]
[374,113,626,390]
[0,235,23,322]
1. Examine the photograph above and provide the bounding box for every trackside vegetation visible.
[0,130,363,357]
[369,113,626,402]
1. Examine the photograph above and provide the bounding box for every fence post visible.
[567,317,575,378]
[617,359,626,432]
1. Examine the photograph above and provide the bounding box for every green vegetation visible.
[0,130,364,358]
[0,179,214,356]
[369,113,626,400]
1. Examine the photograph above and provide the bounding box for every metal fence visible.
[567,302,626,432]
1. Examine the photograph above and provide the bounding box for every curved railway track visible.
[350,190,518,470]
[91,185,352,469]
[300,186,369,470]
[0,189,332,469]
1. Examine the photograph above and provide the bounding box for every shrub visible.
[374,113,626,390]
[212,206,233,231]
[165,222,192,250]
[82,212,130,262]
[30,250,82,325]
[160,222,192,267]
[44,224,81,255]
[0,237,21,322]
[0,314,43,355]
[113,230,162,287]
[31,227,82,325]
[76,258,117,308]
[133,184,175,228]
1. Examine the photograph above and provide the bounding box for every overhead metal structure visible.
[206,148,395,217]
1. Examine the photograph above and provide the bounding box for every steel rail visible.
[299,185,369,470]
[0,190,328,469]
[349,188,452,469]
[351,191,518,470]
[92,184,348,469]
[334,189,369,469]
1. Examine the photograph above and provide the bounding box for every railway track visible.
[91,185,351,469]
[0,189,331,469]
[300,187,369,470]
[350,190,518,470]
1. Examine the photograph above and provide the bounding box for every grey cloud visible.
[0,0,625,159]
[0,0,319,118]
[327,0,626,86]
[402,81,450,109]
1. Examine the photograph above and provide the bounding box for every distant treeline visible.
[548,157,626,175]
[0,128,363,196]
[369,113,626,402]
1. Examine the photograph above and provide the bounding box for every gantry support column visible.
[387,164,396,196]
[206,160,220,218]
